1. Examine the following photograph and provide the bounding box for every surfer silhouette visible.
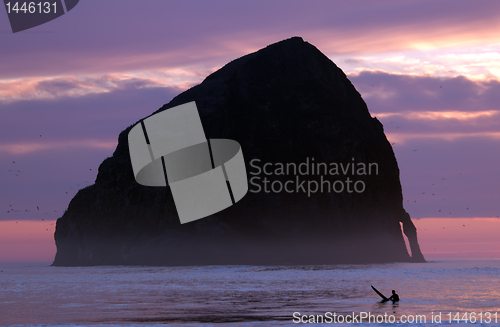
[371,285,399,303]
[388,290,399,303]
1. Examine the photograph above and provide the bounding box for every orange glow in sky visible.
[414,218,500,260]
[0,218,499,263]
[0,220,56,263]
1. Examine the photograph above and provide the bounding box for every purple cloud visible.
[2,0,500,78]
[349,71,500,136]
[0,83,182,145]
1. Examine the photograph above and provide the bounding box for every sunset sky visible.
[1,0,499,262]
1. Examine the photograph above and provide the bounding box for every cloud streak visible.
[386,132,500,144]
[0,139,116,155]
[335,45,500,80]
[0,69,205,103]
[376,110,499,121]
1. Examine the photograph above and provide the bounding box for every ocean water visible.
[0,260,499,326]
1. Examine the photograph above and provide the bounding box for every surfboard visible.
[371,285,390,302]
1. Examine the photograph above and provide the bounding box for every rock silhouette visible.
[53,37,425,266]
